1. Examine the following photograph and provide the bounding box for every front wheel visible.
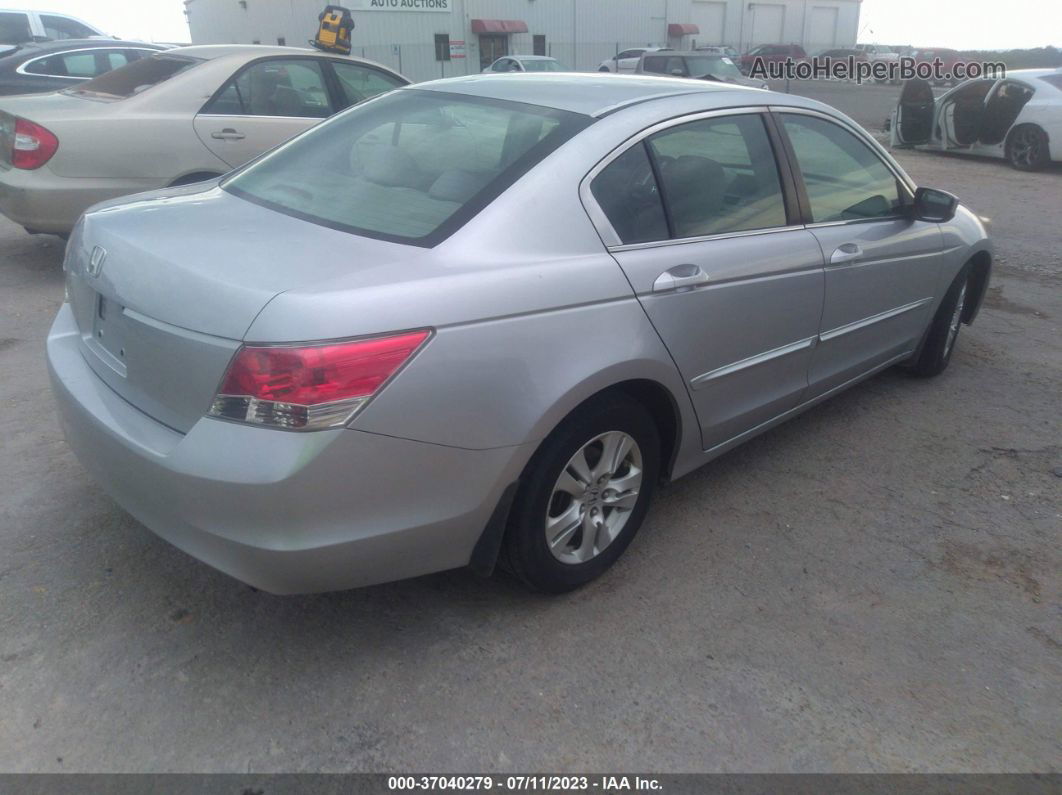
[503,395,660,593]
[1006,125,1050,171]
[908,268,970,377]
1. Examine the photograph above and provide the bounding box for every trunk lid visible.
[67,182,425,433]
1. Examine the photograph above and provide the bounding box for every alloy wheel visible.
[1010,128,1040,168]
[544,431,643,565]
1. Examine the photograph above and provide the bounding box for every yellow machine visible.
[312,5,354,55]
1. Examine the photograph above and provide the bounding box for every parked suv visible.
[636,51,767,89]
[0,8,105,44]
[738,44,807,75]
[598,46,671,74]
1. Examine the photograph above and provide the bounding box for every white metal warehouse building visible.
[185,0,861,84]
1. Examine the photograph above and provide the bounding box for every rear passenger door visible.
[585,110,826,451]
[776,111,943,398]
[193,58,335,168]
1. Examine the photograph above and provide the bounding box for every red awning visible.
[667,23,700,36]
[471,19,529,34]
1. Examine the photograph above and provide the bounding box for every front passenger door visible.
[778,112,943,398]
[193,58,334,168]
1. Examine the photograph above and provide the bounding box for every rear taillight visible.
[12,118,58,169]
[209,330,431,431]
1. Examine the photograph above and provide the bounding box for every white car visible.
[0,44,407,235]
[482,55,566,73]
[891,70,1062,171]
[598,47,671,74]
[0,8,105,43]
[854,43,899,62]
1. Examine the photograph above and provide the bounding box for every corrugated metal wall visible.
[184,0,861,83]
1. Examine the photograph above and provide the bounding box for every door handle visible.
[211,128,245,140]
[830,243,863,265]
[653,264,709,293]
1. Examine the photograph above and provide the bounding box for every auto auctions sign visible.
[350,0,452,10]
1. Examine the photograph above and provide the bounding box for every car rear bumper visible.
[0,166,156,234]
[47,304,529,594]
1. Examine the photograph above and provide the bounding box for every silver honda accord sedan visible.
[47,74,992,594]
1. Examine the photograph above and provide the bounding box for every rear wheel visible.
[1006,125,1050,171]
[503,395,660,593]
[908,267,970,377]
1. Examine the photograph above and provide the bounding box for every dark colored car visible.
[0,39,166,95]
[738,44,808,75]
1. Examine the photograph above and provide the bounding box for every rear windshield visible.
[522,59,564,72]
[1038,74,1062,90]
[224,89,591,246]
[63,53,201,99]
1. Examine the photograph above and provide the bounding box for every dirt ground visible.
[0,135,1059,772]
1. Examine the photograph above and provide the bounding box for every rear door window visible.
[590,144,668,244]
[204,59,333,118]
[23,50,97,78]
[647,114,788,238]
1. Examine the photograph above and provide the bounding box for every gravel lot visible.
[0,95,1059,772]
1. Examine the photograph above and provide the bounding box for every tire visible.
[1006,125,1050,171]
[598,66,611,73]
[503,394,661,593]
[908,267,971,377]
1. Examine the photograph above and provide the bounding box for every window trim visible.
[770,106,916,228]
[579,105,803,250]
[15,46,162,79]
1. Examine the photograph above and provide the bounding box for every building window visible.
[533,34,546,56]
[276,36,286,46]
[434,33,451,61]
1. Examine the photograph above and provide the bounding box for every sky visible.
[19,0,1062,50]
[858,0,1059,51]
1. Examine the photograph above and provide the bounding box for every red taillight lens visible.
[12,118,58,170]
[210,330,430,430]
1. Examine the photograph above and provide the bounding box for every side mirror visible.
[671,68,685,76]
[911,186,958,222]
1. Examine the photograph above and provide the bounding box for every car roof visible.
[412,72,815,117]
[642,51,729,58]
[510,55,557,61]
[13,38,164,52]
[164,44,351,61]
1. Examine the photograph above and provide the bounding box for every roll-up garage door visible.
[691,1,726,45]
[807,6,839,50]
[750,3,784,46]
